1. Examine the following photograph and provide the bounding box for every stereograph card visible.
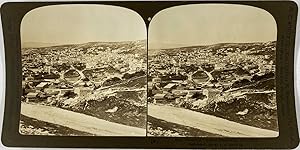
[0,1,299,149]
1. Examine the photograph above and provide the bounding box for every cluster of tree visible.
[201,63,215,72]
[65,70,80,78]
[180,64,198,73]
[231,79,251,88]
[82,70,93,79]
[191,92,206,99]
[63,91,78,99]
[33,72,60,80]
[251,72,275,82]
[122,70,146,80]
[234,67,250,76]
[161,73,188,81]
[192,71,209,79]
[73,62,86,70]
[22,70,35,78]
[53,63,71,72]
[102,77,122,86]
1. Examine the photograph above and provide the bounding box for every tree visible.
[232,79,251,88]
[73,62,86,70]
[63,91,77,98]
[201,63,215,72]
[192,92,206,99]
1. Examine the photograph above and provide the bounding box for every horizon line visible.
[149,40,277,50]
[21,39,147,48]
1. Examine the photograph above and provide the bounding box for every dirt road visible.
[21,103,146,136]
[148,104,278,137]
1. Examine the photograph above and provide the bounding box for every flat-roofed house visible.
[152,77,161,84]
[153,93,166,104]
[163,83,177,92]
[36,82,49,90]
[26,92,39,102]
[153,93,166,100]
[172,90,188,97]
[44,79,56,83]
[44,89,60,96]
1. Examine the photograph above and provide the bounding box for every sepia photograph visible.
[1,1,299,148]
[19,3,279,138]
[147,4,279,137]
[20,4,147,136]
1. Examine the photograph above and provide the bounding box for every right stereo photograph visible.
[147,4,278,137]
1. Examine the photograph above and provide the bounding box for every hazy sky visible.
[21,5,146,47]
[149,4,277,49]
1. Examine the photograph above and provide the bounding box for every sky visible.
[148,4,277,49]
[21,4,146,48]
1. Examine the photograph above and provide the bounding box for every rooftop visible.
[153,93,166,99]
[163,83,177,89]
[26,92,39,98]
[36,82,48,88]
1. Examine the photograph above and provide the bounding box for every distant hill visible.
[22,40,146,49]
[22,40,147,57]
[22,42,62,48]
[149,41,276,56]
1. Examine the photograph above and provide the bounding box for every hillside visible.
[148,41,277,136]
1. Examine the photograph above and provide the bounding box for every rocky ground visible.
[19,115,94,136]
[66,76,147,128]
[69,91,147,128]
[147,116,222,137]
[199,91,277,131]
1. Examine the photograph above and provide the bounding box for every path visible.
[148,104,278,137]
[21,103,146,136]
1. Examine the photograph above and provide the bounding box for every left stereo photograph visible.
[20,4,147,136]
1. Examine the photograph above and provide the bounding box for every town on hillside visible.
[147,41,278,137]
[20,40,147,136]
